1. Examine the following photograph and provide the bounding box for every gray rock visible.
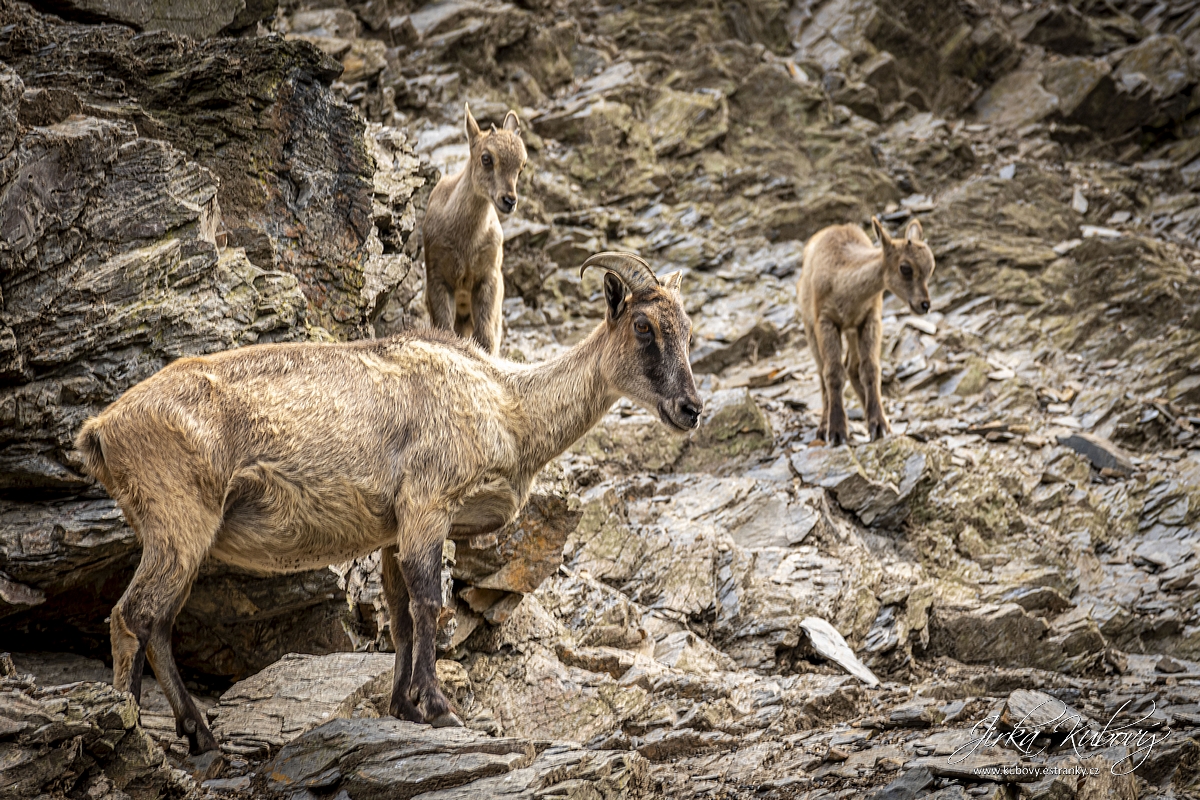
[677,388,773,471]
[800,617,879,687]
[1,4,425,339]
[791,438,933,527]
[573,388,772,474]
[260,715,647,799]
[1000,689,1086,732]
[451,491,581,594]
[691,320,780,374]
[210,652,396,758]
[37,0,260,39]
[463,644,648,741]
[0,671,197,800]
[411,745,647,799]
[1056,432,1136,475]
[867,765,933,800]
[927,603,1051,668]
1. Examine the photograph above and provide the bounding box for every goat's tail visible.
[75,418,113,488]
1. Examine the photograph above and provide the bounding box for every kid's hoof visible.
[429,711,464,728]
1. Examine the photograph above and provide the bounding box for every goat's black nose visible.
[501,194,517,212]
[919,300,930,313]
[678,398,703,426]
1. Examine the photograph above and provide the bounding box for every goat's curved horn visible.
[578,251,659,293]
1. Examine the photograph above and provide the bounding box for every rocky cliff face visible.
[0,0,432,676]
[3,0,1200,797]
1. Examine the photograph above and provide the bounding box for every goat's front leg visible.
[381,544,421,722]
[857,311,889,441]
[425,270,455,332]
[398,520,462,728]
[816,318,848,446]
[470,270,504,356]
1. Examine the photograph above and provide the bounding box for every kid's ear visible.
[871,216,893,250]
[502,110,520,133]
[603,272,628,321]
[905,218,924,242]
[464,102,481,142]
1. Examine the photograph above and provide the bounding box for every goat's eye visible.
[635,321,651,336]
[901,264,913,279]
[482,153,493,168]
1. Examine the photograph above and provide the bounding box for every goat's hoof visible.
[429,711,464,728]
[187,730,219,756]
[827,432,847,447]
[390,699,424,723]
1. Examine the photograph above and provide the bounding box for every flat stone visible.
[1055,432,1135,475]
[867,764,934,800]
[263,717,648,799]
[210,652,395,756]
[451,491,581,594]
[263,717,534,796]
[410,746,649,799]
[791,438,933,527]
[905,752,1032,782]
[800,617,879,687]
[1000,689,1087,733]
[928,603,1052,669]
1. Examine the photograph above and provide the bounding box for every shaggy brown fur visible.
[76,252,701,755]
[797,217,935,446]
[422,103,527,354]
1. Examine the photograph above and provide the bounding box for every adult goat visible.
[76,251,702,754]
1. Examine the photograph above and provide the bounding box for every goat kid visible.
[797,217,935,446]
[76,252,701,755]
[422,103,527,355]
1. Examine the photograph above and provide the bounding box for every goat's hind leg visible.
[844,329,868,413]
[114,506,219,754]
[381,544,422,722]
[804,317,831,442]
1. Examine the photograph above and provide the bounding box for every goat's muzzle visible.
[498,193,517,214]
[660,396,703,431]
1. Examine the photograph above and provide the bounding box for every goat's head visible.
[581,251,703,431]
[873,217,935,315]
[465,103,527,216]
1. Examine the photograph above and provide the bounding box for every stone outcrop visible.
[0,1,430,674]
[0,655,198,800]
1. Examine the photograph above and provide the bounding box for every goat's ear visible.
[905,218,924,242]
[503,110,520,133]
[664,270,683,294]
[871,216,893,250]
[464,102,481,143]
[603,272,628,321]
